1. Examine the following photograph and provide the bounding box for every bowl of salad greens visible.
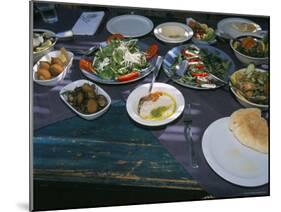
[230,34,269,65]
[186,18,216,45]
[79,34,158,84]
[230,64,269,110]
[163,44,235,89]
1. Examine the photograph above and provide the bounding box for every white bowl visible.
[230,35,268,65]
[33,29,57,63]
[230,68,268,110]
[33,50,74,86]
[60,79,111,120]
[126,83,185,126]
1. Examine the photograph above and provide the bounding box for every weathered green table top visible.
[34,101,207,195]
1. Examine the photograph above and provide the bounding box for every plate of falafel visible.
[33,48,73,86]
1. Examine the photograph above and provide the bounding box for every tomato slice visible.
[107,34,124,43]
[191,72,209,77]
[188,58,201,63]
[116,71,140,82]
[195,64,205,70]
[145,44,159,60]
[181,49,195,58]
[79,59,94,72]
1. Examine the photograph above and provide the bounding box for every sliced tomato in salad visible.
[145,44,159,60]
[116,71,140,82]
[191,72,209,77]
[181,49,199,58]
[107,34,125,43]
[195,64,205,70]
[188,58,201,63]
[79,59,95,72]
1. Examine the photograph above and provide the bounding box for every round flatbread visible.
[229,108,268,154]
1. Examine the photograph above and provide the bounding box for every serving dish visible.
[230,34,269,65]
[154,22,193,43]
[33,29,58,62]
[163,44,235,89]
[126,83,185,126]
[216,17,261,39]
[186,18,216,45]
[229,65,269,110]
[79,37,158,84]
[33,49,74,86]
[60,79,111,120]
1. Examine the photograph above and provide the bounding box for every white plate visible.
[33,50,74,86]
[202,117,268,187]
[126,83,185,126]
[217,18,261,39]
[60,79,111,120]
[154,22,193,43]
[106,15,153,38]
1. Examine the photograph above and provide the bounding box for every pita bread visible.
[229,108,268,154]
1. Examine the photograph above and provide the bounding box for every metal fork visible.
[184,103,199,168]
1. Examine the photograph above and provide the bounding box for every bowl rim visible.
[229,68,269,108]
[33,50,74,83]
[59,79,112,118]
[33,28,58,55]
[230,35,269,60]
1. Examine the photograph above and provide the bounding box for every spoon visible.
[44,30,74,40]
[148,56,164,93]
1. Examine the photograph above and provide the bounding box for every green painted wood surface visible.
[33,101,207,192]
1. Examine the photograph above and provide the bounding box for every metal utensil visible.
[68,44,101,56]
[148,56,163,93]
[165,60,188,83]
[45,30,74,40]
[184,103,199,168]
[171,60,227,86]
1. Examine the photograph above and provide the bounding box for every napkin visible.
[72,11,105,35]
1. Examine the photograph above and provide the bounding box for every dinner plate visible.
[106,15,154,38]
[202,117,268,187]
[216,18,261,39]
[80,41,156,85]
[126,83,185,127]
[154,22,193,43]
[163,44,235,89]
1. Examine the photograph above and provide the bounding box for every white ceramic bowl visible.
[33,50,74,86]
[33,29,57,63]
[230,35,268,65]
[126,83,185,126]
[230,68,268,110]
[60,79,111,120]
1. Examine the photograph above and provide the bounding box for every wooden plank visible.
[33,102,207,192]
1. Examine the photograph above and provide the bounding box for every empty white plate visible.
[202,117,268,187]
[154,22,193,43]
[106,14,154,37]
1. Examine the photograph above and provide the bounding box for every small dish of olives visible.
[60,79,111,120]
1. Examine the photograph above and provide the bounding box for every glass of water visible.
[37,3,58,24]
